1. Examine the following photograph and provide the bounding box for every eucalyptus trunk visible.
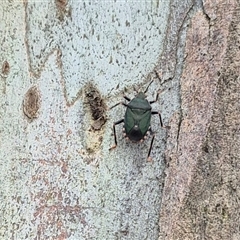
[0,1,239,239]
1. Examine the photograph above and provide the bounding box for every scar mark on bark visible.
[1,60,10,76]
[23,86,40,120]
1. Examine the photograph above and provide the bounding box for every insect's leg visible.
[110,102,128,109]
[143,79,154,94]
[151,111,163,127]
[149,93,159,104]
[123,96,131,101]
[144,69,162,96]
[151,111,170,130]
[109,119,124,150]
[148,70,164,104]
[149,89,165,104]
[147,132,155,161]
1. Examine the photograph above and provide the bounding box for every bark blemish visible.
[1,60,10,76]
[55,0,71,21]
[83,82,107,154]
[23,86,40,120]
[84,82,107,131]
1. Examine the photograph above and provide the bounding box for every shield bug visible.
[109,73,167,161]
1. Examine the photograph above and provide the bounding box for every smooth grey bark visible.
[0,1,173,239]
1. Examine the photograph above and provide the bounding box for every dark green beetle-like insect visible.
[109,76,166,160]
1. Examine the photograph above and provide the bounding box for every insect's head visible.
[135,78,154,99]
[135,92,146,99]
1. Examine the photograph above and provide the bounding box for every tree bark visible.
[0,1,239,240]
[159,0,240,239]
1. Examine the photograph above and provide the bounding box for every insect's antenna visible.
[133,85,138,93]
[144,80,154,94]
[154,69,162,82]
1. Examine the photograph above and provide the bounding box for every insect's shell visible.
[124,95,151,142]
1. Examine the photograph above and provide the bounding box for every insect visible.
[109,74,167,160]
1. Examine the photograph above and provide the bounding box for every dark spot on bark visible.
[202,143,209,153]
[55,0,71,21]
[84,83,107,131]
[1,60,10,76]
[55,0,67,10]
[23,86,40,120]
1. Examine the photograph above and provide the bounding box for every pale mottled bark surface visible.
[1,1,173,239]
